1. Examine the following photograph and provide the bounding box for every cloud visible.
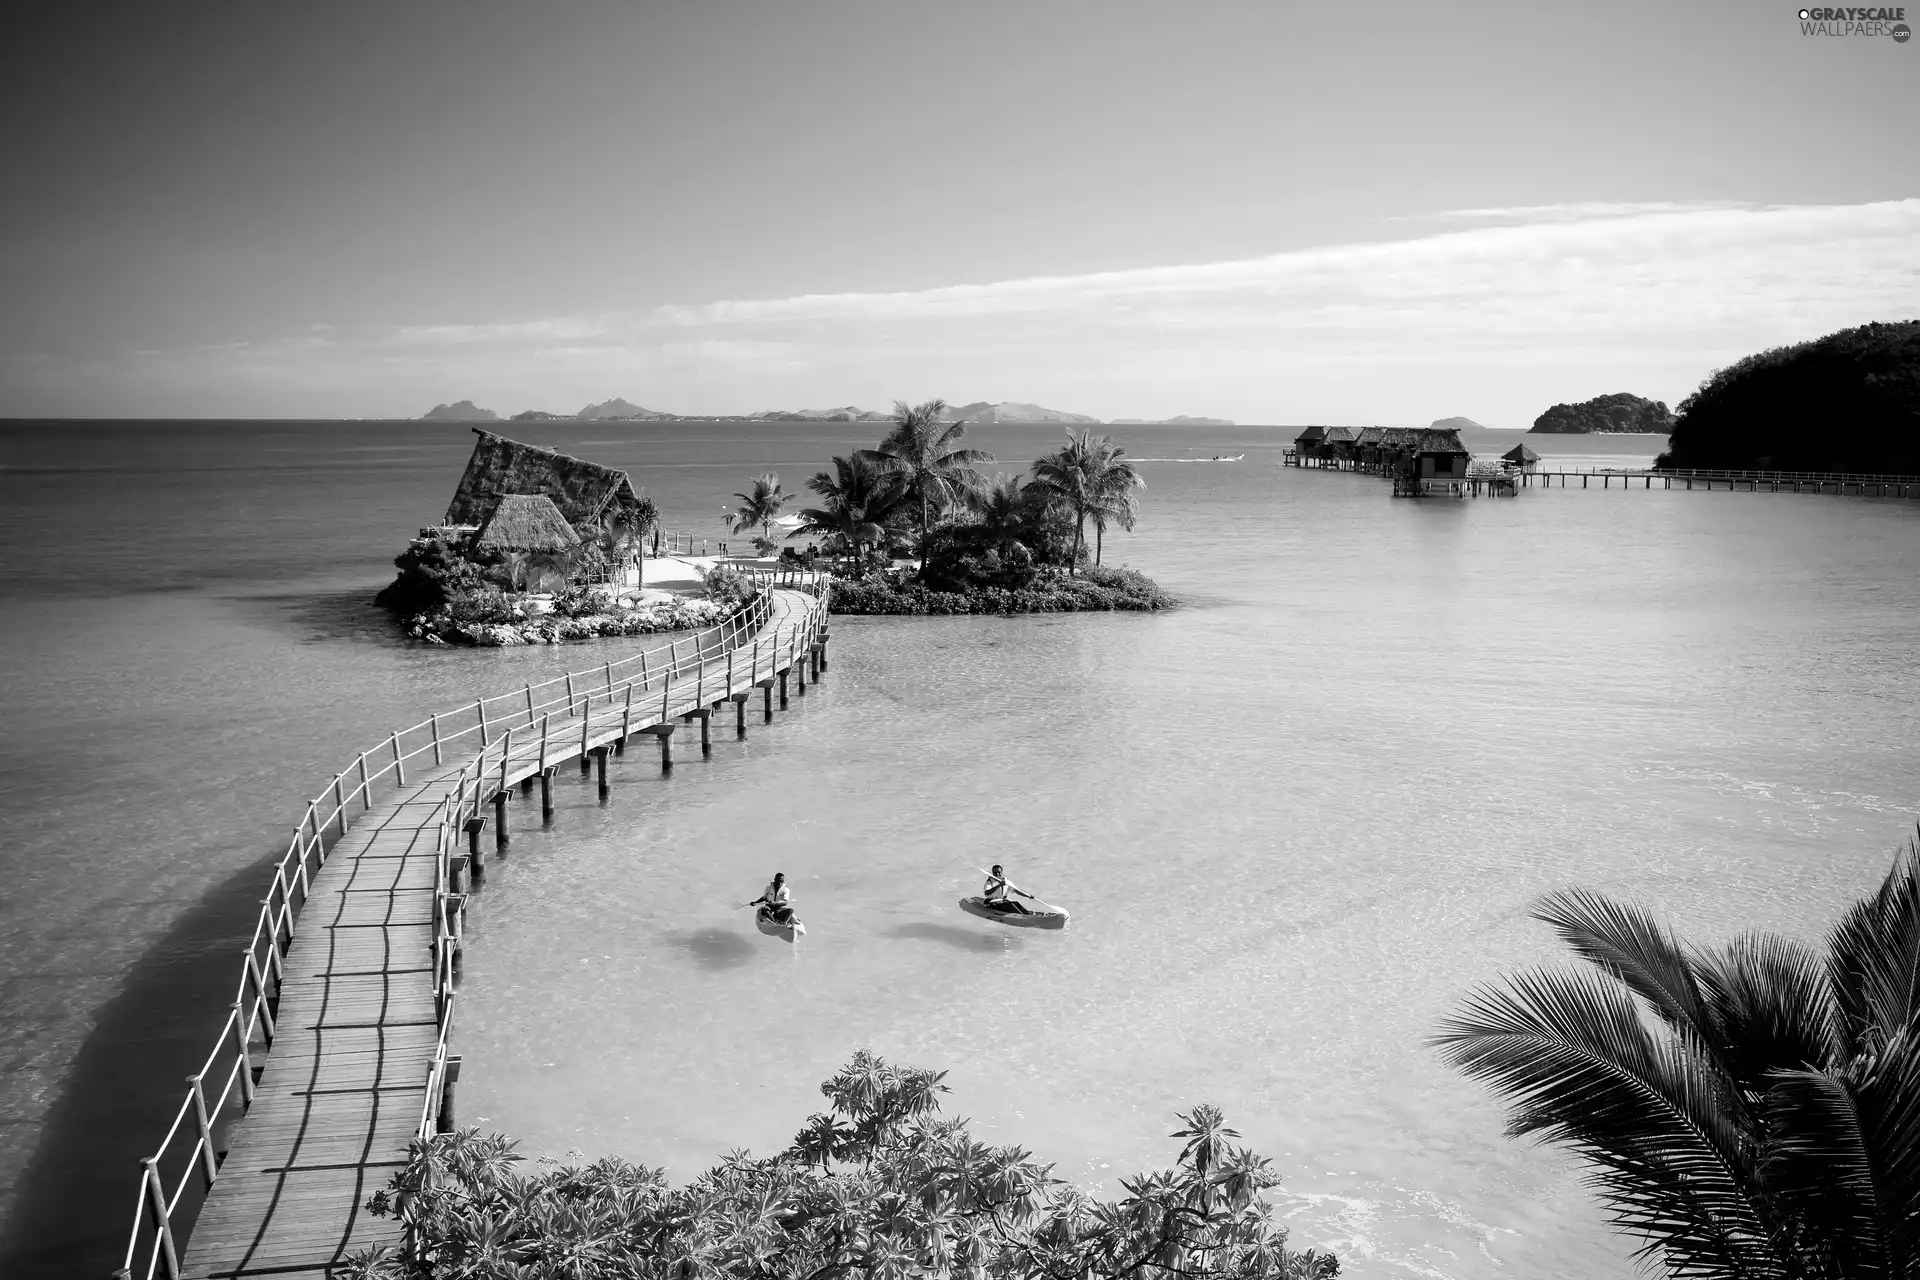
[7,199,1916,422]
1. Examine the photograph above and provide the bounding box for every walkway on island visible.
[119,579,831,1280]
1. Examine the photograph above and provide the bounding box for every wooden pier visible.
[116,575,832,1280]
[1283,448,1920,499]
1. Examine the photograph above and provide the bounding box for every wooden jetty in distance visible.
[1283,446,1920,500]
[117,573,832,1280]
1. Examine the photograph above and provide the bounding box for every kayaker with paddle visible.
[982,864,1035,915]
[747,872,794,924]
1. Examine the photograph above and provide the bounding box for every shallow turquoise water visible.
[1,419,1916,1276]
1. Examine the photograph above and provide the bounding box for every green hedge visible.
[830,565,1174,616]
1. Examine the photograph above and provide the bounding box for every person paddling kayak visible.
[748,872,794,923]
[982,864,1035,915]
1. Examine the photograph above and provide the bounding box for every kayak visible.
[959,896,1070,930]
[756,906,806,943]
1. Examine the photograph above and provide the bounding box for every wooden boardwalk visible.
[120,580,830,1280]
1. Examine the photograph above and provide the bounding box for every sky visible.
[0,0,1915,426]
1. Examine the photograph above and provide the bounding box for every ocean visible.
[1,419,1915,1277]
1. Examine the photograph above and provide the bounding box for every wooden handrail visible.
[117,582,826,1280]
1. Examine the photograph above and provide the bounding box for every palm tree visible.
[855,398,993,560]
[969,473,1032,556]
[1030,429,1145,573]
[727,474,788,555]
[1433,831,1920,1279]
[789,454,905,571]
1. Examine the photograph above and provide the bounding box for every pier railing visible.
[117,573,832,1280]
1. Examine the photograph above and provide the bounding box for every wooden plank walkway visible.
[171,587,828,1279]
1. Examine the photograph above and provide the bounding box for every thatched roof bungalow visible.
[469,494,582,555]
[444,429,647,530]
[1501,442,1541,470]
[1293,425,1328,452]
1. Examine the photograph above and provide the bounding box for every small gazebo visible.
[470,494,582,556]
[1500,442,1541,471]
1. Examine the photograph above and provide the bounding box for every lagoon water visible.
[1,419,1917,1277]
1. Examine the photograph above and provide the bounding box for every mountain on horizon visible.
[1430,416,1486,432]
[1110,415,1235,426]
[577,397,662,419]
[420,400,499,422]
[939,401,1102,425]
[753,406,892,422]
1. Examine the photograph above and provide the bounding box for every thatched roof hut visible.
[1293,425,1328,447]
[1322,426,1357,446]
[1501,442,1541,466]
[444,429,646,528]
[470,494,582,555]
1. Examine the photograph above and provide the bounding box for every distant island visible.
[427,398,1179,425]
[1429,416,1486,432]
[1656,320,1920,474]
[420,400,500,422]
[1530,393,1673,434]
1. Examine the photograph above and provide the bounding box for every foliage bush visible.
[443,585,518,625]
[374,537,490,616]
[342,1051,1336,1280]
[830,565,1173,616]
[549,585,604,618]
[701,563,755,606]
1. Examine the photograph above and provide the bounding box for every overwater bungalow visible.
[1321,426,1358,466]
[1292,425,1328,462]
[1501,442,1541,471]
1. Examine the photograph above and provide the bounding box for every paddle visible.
[972,866,1064,914]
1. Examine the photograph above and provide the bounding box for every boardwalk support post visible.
[466,817,486,876]
[733,693,748,739]
[189,1073,219,1186]
[492,791,509,851]
[437,1056,463,1134]
[541,769,555,821]
[593,746,610,798]
[760,679,774,722]
[779,669,789,708]
[142,1157,181,1280]
[230,1003,256,1106]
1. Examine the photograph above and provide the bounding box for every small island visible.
[376,402,1173,644]
[419,400,500,422]
[1529,393,1673,434]
[1656,321,1920,473]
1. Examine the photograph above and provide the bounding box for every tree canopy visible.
[1656,321,1920,473]
[1435,830,1920,1278]
[345,1051,1336,1280]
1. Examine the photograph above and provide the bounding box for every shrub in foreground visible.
[343,1051,1335,1280]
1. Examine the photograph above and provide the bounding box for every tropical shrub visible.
[374,536,489,615]
[342,1051,1337,1279]
[700,563,755,606]
[443,586,518,625]
[1435,829,1920,1278]
[830,565,1172,615]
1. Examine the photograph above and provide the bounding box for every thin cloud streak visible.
[5,200,1916,423]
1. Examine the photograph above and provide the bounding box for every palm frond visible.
[1828,834,1920,1060]
[1434,966,1779,1274]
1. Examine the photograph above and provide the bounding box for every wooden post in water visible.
[593,746,610,798]
[477,699,489,746]
[797,648,807,694]
[733,692,748,739]
[579,692,593,774]
[761,679,774,722]
[492,791,509,851]
[779,669,790,708]
[466,817,485,875]
[619,682,633,754]
[525,683,535,724]
[430,713,442,766]
[541,769,555,821]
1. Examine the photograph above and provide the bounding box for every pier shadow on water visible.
[0,854,271,1278]
[889,922,1023,952]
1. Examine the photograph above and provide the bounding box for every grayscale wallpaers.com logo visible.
[1798,6,1911,38]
